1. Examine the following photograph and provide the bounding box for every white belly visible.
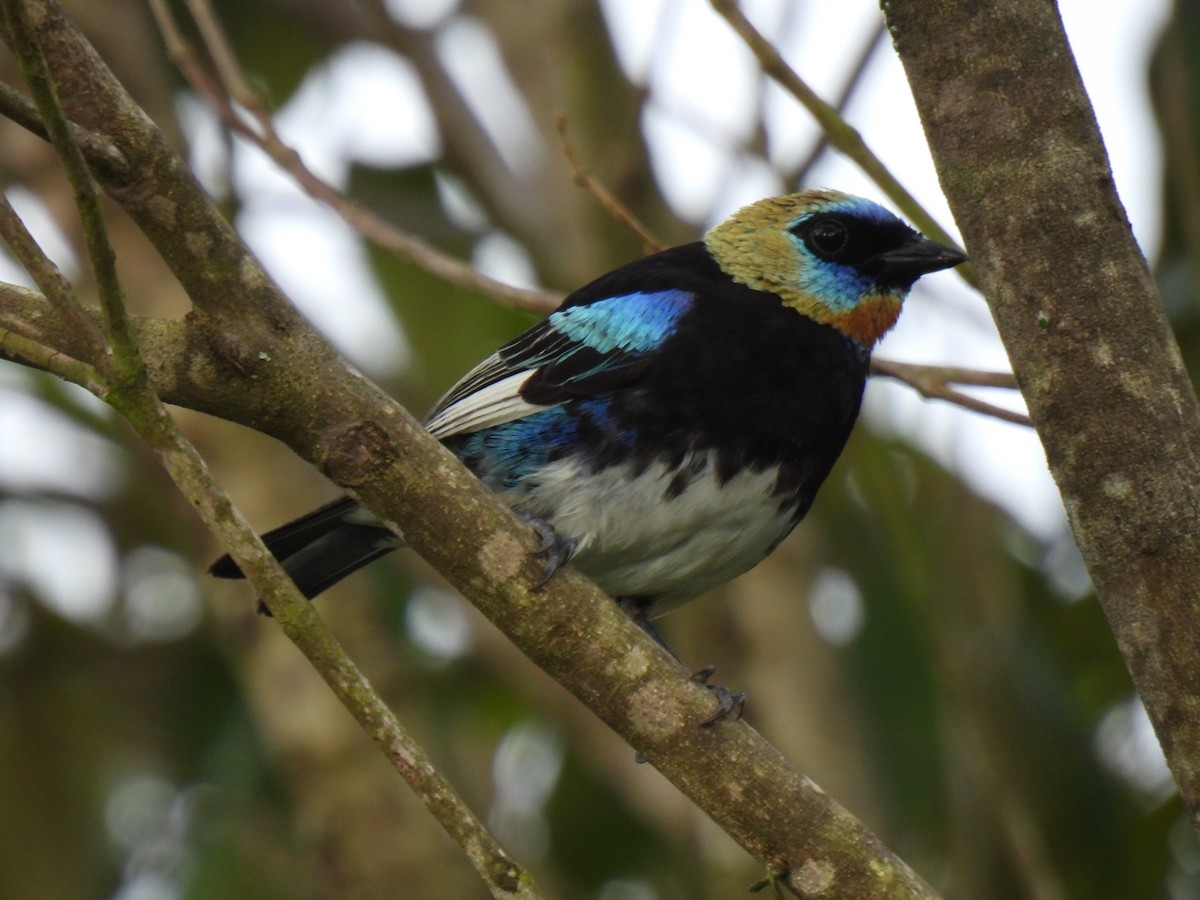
[504,451,797,615]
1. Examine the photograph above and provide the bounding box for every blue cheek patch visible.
[790,242,874,315]
[550,290,694,354]
[786,195,901,316]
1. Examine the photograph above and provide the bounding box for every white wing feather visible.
[424,370,553,439]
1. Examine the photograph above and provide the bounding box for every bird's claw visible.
[522,514,576,589]
[749,858,800,897]
[630,665,745,764]
[692,664,747,725]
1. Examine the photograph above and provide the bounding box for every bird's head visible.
[705,190,966,347]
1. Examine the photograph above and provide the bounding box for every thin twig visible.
[0,326,102,392]
[555,113,663,253]
[871,358,1019,390]
[871,357,1032,427]
[4,0,142,389]
[0,78,127,174]
[789,20,887,186]
[146,0,559,317]
[0,192,107,361]
[184,0,264,115]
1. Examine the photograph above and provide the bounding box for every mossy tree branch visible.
[886,0,1200,835]
[0,1,540,896]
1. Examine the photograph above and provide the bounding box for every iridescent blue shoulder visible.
[424,246,718,438]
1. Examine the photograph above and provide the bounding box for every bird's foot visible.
[631,666,746,764]
[621,604,747,725]
[749,858,800,897]
[691,664,747,725]
[520,513,576,589]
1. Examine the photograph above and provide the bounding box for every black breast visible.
[584,244,870,516]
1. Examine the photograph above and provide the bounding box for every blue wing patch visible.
[516,289,693,404]
[426,289,694,429]
[550,290,694,354]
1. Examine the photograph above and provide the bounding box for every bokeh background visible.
[1,0,1197,897]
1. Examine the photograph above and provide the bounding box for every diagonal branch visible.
[871,358,1031,427]
[2,0,137,385]
[555,113,664,253]
[147,0,558,317]
[0,192,107,361]
[0,325,100,389]
[2,2,542,895]
[0,77,127,173]
[788,19,887,186]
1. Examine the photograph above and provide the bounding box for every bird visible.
[211,189,965,714]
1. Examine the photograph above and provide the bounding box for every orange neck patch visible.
[826,293,904,347]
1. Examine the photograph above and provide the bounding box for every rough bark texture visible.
[886,0,1200,829]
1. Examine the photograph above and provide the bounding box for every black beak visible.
[871,236,967,288]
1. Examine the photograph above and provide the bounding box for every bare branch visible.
[0,325,101,391]
[871,358,1032,428]
[147,0,559,317]
[3,0,141,389]
[556,113,664,253]
[0,193,107,360]
[788,20,887,186]
[0,78,127,173]
[6,3,543,895]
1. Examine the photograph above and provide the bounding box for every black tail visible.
[209,496,400,599]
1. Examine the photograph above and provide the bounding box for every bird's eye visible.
[806,218,849,257]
